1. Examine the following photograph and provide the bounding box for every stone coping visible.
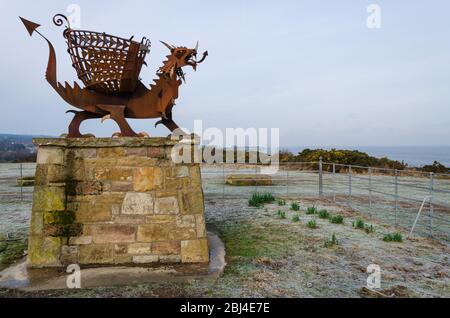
[33,136,199,148]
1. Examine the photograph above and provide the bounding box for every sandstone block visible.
[195,213,207,238]
[147,147,165,158]
[132,255,159,263]
[60,245,79,264]
[128,243,151,255]
[91,224,136,244]
[133,167,163,191]
[121,192,154,215]
[181,238,209,263]
[159,255,181,263]
[155,196,179,214]
[94,167,133,181]
[36,147,65,165]
[97,147,125,158]
[32,186,66,212]
[27,236,62,267]
[137,224,196,242]
[79,244,114,264]
[151,241,180,255]
[69,236,92,245]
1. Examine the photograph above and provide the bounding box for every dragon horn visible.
[160,41,175,50]
[19,17,41,36]
[194,41,199,51]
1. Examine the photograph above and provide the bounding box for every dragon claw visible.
[82,133,96,138]
[112,132,122,138]
[137,131,150,138]
[155,120,163,128]
[101,114,111,123]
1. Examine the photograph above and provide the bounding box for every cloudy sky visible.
[1,0,449,146]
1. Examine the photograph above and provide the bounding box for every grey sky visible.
[1,0,449,146]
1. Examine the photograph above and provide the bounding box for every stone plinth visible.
[28,137,208,268]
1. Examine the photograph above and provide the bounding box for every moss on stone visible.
[43,211,76,225]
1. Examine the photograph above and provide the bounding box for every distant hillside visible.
[0,134,45,162]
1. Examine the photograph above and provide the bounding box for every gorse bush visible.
[306,206,317,215]
[292,215,300,222]
[277,199,286,206]
[324,233,339,248]
[307,220,317,229]
[318,209,330,219]
[248,192,275,207]
[330,215,344,224]
[277,210,286,219]
[290,202,300,211]
[383,233,403,242]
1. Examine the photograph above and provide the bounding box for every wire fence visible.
[200,160,450,242]
[0,161,449,242]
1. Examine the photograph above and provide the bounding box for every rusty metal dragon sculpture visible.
[20,14,207,138]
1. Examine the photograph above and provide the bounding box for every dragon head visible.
[159,41,208,81]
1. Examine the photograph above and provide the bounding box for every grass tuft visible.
[352,219,375,233]
[383,232,403,242]
[307,219,317,229]
[277,199,286,206]
[324,233,339,248]
[292,215,300,222]
[248,192,275,207]
[306,206,317,215]
[329,215,344,224]
[290,202,300,211]
[318,209,330,219]
[277,210,286,219]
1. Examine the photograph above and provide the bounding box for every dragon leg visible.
[67,110,102,138]
[154,110,186,134]
[97,105,138,137]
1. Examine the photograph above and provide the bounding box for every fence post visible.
[286,169,289,197]
[20,162,23,201]
[222,164,225,200]
[332,163,336,202]
[394,169,398,226]
[319,157,323,197]
[428,172,434,238]
[368,167,372,209]
[348,165,352,207]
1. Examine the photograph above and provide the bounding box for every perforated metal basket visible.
[64,29,150,94]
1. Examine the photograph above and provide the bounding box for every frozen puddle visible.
[0,230,225,291]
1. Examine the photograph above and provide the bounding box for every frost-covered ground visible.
[0,163,449,297]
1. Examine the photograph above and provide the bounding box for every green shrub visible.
[277,210,286,219]
[324,233,339,248]
[318,209,330,219]
[330,215,344,224]
[290,202,300,211]
[277,199,286,206]
[352,219,375,233]
[307,220,317,229]
[353,219,365,229]
[292,215,300,222]
[306,206,317,215]
[383,233,403,242]
[248,192,275,207]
